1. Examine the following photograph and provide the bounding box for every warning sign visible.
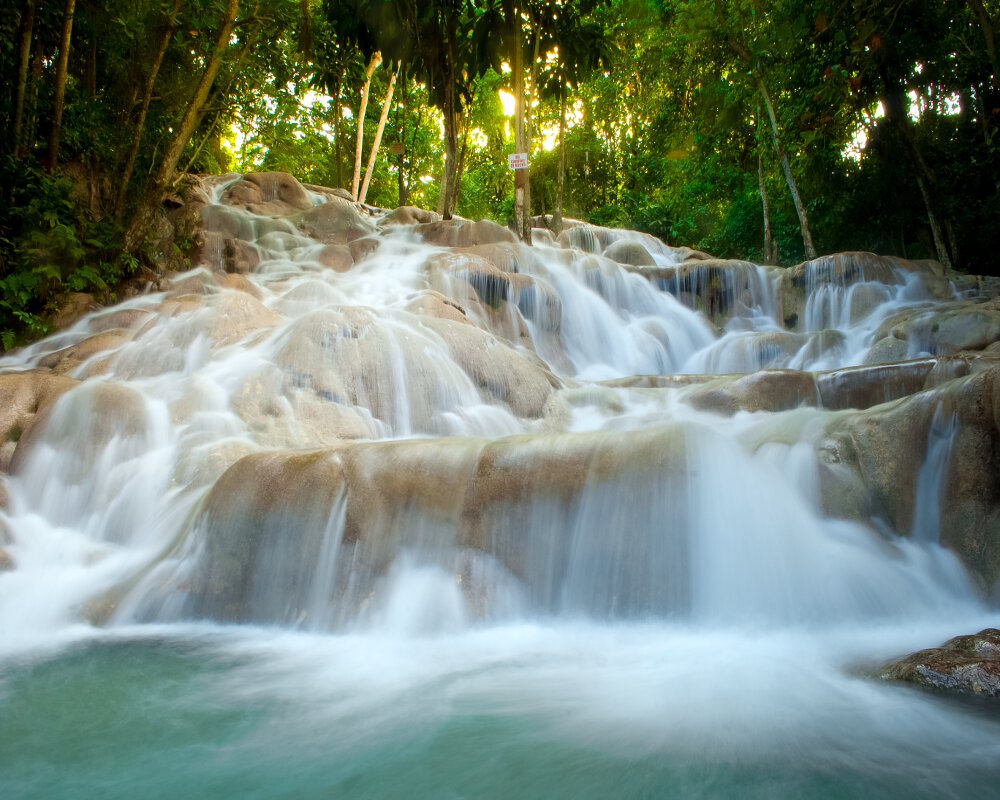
[508,152,529,170]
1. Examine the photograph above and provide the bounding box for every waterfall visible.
[0,175,996,799]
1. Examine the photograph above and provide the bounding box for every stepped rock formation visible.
[3,172,1000,700]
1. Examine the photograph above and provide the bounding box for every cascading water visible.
[0,175,997,799]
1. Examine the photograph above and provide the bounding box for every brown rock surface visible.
[880,628,1000,700]
[0,371,79,472]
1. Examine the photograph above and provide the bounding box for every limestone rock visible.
[220,172,315,214]
[604,240,655,267]
[223,238,260,274]
[419,218,517,248]
[294,198,375,244]
[819,363,1000,587]
[49,293,101,331]
[880,628,1000,700]
[37,330,132,375]
[0,371,79,473]
[379,206,441,226]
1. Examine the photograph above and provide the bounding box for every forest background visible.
[0,0,997,348]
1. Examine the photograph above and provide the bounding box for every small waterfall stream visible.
[0,176,996,798]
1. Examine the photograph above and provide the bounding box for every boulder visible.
[293,198,375,244]
[819,363,1000,587]
[379,206,441,226]
[317,244,354,272]
[220,172,315,214]
[686,370,819,415]
[49,293,101,331]
[419,218,517,248]
[0,371,79,473]
[604,240,655,267]
[37,330,132,375]
[223,238,260,274]
[880,628,1000,700]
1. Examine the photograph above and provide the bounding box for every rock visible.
[204,289,282,347]
[419,218,517,248]
[816,359,942,410]
[49,293,101,331]
[223,238,260,274]
[0,371,79,473]
[819,363,1000,587]
[37,330,132,375]
[643,259,765,324]
[0,547,13,571]
[218,272,264,299]
[379,206,441,226]
[293,198,375,244]
[864,337,910,365]
[880,628,1000,700]
[686,370,819,415]
[167,425,694,624]
[220,172,316,214]
[317,244,354,272]
[604,240,655,267]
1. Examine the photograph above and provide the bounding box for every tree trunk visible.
[397,67,408,206]
[883,88,955,269]
[359,60,400,206]
[969,0,998,93]
[334,72,344,188]
[86,33,97,98]
[124,0,240,255]
[757,75,817,260]
[13,0,36,157]
[352,52,382,201]
[552,90,566,235]
[406,103,422,203]
[25,44,43,154]
[47,0,76,170]
[116,0,186,219]
[756,105,774,264]
[454,96,474,207]
[440,33,459,219]
[512,4,531,243]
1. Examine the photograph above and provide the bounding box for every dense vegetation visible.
[0,0,997,347]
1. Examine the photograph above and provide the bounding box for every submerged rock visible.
[880,628,1000,700]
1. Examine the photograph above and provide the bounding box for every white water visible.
[0,179,994,797]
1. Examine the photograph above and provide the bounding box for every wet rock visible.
[220,172,315,214]
[204,290,282,347]
[864,336,910,365]
[406,290,470,325]
[294,198,375,244]
[317,244,354,272]
[686,370,819,415]
[174,426,693,624]
[421,315,559,418]
[7,380,150,477]
[379,206,441,226]
[419,218,517,248]
[816,360,941,410]
[643,259,766,325]
[0,371,79,473]
[37,330,132,375]
[819,363,1000,587]
[223,238,260,274]
[880,628,1000,700]
[50,293,101,331]
[218,272,264,299]
[604,240,655,267]
[0,547,13,571]
[557,224,616,254]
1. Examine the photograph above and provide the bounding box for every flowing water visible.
[1,180,997,798]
